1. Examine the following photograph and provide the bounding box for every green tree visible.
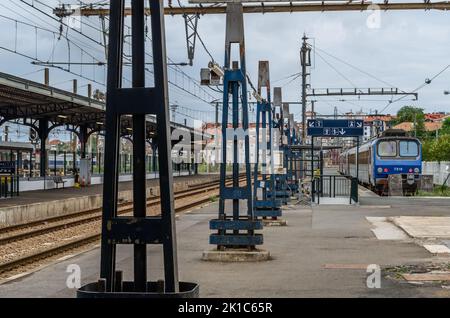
[395,106,426,138]
[422,139,432,161]
[441,117,450,135]
[432,135,450,161]
[422,135,450,161]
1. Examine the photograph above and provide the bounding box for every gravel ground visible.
[0,187,221,280]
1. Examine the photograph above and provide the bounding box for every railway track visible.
[0,176,220,236]
[0,176,246,276]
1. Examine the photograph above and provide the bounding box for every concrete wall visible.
[422,161,450,186]
[0,174,218,227]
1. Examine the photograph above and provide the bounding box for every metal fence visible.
[0,175,19,198]
[312,175,358,204]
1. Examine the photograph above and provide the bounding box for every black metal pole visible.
[149,0,179,292]
[80,125,88,159]
[54,151,57,176]
[356,137,360,180]
[320,150,323,196]
[131,0,147,292]
[38,119,48,177]
[301,35,308,144]
[310,137,314,180]
[17,150,20,176]
[64,151,67,176]
[73,151,76,174]
[232,75,239,227]
[29,150,32,178]
[99,152,102,174]
[99,0,124,292]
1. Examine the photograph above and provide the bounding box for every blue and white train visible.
[339,129,422,194]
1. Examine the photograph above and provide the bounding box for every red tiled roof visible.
[393,121,442,132]
[425,113,447,121]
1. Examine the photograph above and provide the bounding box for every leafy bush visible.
[422,135,450,161]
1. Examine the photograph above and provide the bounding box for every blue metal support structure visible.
[270,91,290,204]
[78,0,197,298]
[253,61,282,219]
[286,113,300,193]
[209,3,263,249]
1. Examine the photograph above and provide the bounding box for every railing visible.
[312,175,358,204]
[0,174,19,198]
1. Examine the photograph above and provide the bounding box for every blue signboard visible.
[307,119,364,137]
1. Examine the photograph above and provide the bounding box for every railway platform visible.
[0,173,220,227]
[1,194,450,298]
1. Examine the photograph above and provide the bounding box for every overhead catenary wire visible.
[315,50,361,92]
[312,44,407,93]
[12,1,219,105]
[272,72,301,84]
[0,10,106,86]
[280,72,302,88]
[18,0,104,46]
[19,68,46,77]
[379,63,450,113]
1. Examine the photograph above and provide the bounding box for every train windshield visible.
[377,141,397,157]
[399,140,419,157]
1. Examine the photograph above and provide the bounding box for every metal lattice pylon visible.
[209,3,263,250]
[271,88,290,205]
[78,0,198,298]
[253,61,282,219]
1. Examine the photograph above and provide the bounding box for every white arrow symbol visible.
[356,122,363,128]
[339,129,346,135]
[309,122,315,127]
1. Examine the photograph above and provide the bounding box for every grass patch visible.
[417,185,450,197]
[209,195,218,202]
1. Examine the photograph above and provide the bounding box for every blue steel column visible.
[253,61,282,219]
[271,93,290,205]
[286,113,299,193]
[210,3,262,250]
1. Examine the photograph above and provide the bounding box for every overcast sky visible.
[0,0,449,127]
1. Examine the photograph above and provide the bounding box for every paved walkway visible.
[1,196,450,297]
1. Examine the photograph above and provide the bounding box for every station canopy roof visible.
[0,72,201,141]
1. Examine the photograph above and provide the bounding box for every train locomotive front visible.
[339,131,422,195]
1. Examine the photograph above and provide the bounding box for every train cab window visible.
[377,141,397,157]
[399,141,419,157]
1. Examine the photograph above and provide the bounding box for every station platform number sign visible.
[307,119,364,137]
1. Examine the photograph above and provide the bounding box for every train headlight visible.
[414,168,420,173]
[377,167,383,173]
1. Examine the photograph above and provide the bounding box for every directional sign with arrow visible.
[307,119,364,137]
